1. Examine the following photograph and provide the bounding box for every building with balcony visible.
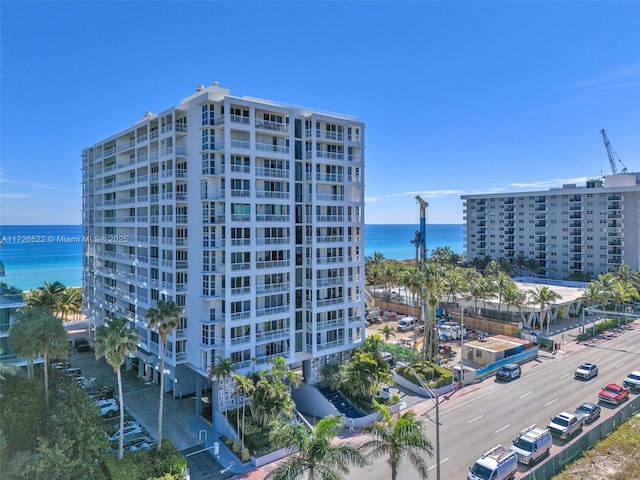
[81,83,365,413]
[462,174,640,280]
[0,285,27,366]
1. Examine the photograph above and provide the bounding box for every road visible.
[348,324,640,480]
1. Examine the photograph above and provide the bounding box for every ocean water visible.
[0,225,83,291]
[0,224,463,291]
[365,224,464,260]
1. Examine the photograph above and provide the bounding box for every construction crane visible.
[601,128,628,175]
[411,195,428,267]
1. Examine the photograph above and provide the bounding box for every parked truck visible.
[547,411,584,440]
[468,444,517,480]
[509,424,552,465]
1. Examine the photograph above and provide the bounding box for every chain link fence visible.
[521,395,640,479]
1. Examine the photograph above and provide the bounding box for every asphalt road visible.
[348,323,640,480]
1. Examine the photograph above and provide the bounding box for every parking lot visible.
[66,350,232,479]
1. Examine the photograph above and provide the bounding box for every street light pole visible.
[399,362,440,480]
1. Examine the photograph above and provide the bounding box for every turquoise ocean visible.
[0,224,463,291]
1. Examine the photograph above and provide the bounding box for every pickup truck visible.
[623,371,640,391]
[598,383,631,405]
[547,412,584,440]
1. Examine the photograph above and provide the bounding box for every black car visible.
[575,402,601,424]
[75,338,92,352]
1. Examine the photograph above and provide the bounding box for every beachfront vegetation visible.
[145,299,182,453]
[266,415,368,480]
[94,317,138,460]
[25,281,82,321]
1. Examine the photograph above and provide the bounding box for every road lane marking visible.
[545,398,558,406]
[520,391,534,398]
[428,458,449,470]
[616,362,625,369]
[560,373,570,379]
[467,415,484,424]
[494,424,510,434]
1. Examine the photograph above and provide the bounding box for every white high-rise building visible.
[462,174,640,280]
[82,83,365,408]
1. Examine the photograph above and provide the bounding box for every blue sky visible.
[1,1,639,225]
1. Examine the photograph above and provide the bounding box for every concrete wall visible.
[392,370,456,397]
[291,381,341,419]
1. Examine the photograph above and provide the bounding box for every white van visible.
[397,316,417,332]
[468,444,517,480]
[510,424,552,465]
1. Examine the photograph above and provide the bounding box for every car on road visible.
[496,364,521,382]
[107,421,143,442]
[598,383,631,405]
[575,402,601,424]
[548,412,584,440]
[622,371,640,391]
[574,363,599,380]
[94,398,119,418]
[65,367,82,378]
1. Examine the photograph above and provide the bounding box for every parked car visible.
[598,383,631,405]
[65,367,82,378]
[75,338,91,352]
[574,363,599,380]
[509,424,552,465]
[622,371,640,391]
[107,421,143,442]
[468,444,517,480]
[108,435,155,454]
[496,364,521,382]
[575,402,601,424]
[94,398,119,418]
[547,412,584,440]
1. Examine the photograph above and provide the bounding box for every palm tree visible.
[266,415,367,480]
[232,372,253,447]
[380,325,396,343]
[529,286,562,336]
[208,357,236,432]
[145,299,182,451]
[8,310,39,379]
[360,405,433,480]
[9,308,68,409]
[60,287,82,321]
[27,281,66,316]
[94,317,137,460]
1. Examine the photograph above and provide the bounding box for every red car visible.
[598,383,631,406]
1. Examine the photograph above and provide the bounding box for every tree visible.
[10,308,68,409]
[145,299,182,452]
[529,286,562,335]
[32,311,68,409]
[208,356,236,432]
[8,310,39,379]
[380,325,396,343]
[266,415,367,480]
[360,405,433,480]
[27,281,66,316]
[94,316,138,460]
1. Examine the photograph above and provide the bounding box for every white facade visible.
[81,84,365,402]
[462,174,640,280]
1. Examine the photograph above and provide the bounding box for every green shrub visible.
[241,447,251,463]
[577,318,622,341]
[232,440,242,454]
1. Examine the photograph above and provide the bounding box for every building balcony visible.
[256,305,289,317]
[255,167,288,179]
[316,172,344,183]
[255,214,290,222]
[255,143,289,154]
[316,151,344,160]
[230,115,250,125]
[317,277,345,287]
[255,328,289,343]
[255,119,289,133]
[315,130,344,142]
[256,191,290,199]
[316,215,344,222]
[255,259,290,269]
[256,237,290,246]
[255,282,290,294]
[317,339,345,351]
